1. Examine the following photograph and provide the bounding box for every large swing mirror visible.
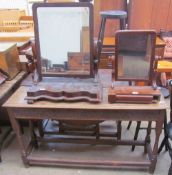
[33,3,93,80]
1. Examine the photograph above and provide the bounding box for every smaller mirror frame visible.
[114,30,156,84]
[32,2,94,81]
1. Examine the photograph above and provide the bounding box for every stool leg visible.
[38,120,44,137]
[97,18,106,64]
[144,121,152,153]
[117,121,122,140]
[120,18,126,30]
[132,121,141,151]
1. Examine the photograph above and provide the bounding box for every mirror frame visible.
[32,2,94,81]
[114,30,156,84]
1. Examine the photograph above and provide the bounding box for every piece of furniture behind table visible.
[0,43,21,80]
[0,71,27,162]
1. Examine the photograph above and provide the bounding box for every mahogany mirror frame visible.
[114,30,157,84]
[32,2,94,81]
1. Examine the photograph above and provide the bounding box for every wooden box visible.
[108,86,161,104]
[0,43,20,80]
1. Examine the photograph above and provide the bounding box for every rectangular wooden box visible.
[0,43,20,80]
[108,86,161,104]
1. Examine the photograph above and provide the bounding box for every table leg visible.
[149,118,164,173]
[8,111,29,166]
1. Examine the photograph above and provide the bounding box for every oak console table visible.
[3,78,167,173]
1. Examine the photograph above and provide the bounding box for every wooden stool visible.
[97,10,127,62]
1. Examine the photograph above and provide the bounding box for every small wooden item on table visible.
[26,82,102,104]
[108,86,161,104]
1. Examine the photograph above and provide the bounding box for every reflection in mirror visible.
[115,30,156,82]
[33,3,93,79]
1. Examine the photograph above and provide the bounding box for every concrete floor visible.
[0,98,171,175]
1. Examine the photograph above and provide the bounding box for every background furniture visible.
[96,10,127,67]
[0,43,20,80]
[0,71,26,161]
[94,0,126,37]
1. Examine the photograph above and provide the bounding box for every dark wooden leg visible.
[29,120,38,149]
[37,120,44,137]
[131,121,141,151]
[97,18,106,65]
[127,121,132,130]
[144,121,152,153]
[120,18,126,30]
[117,121,121,140]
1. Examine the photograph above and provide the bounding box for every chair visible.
[159,79,172,175]
[114,30,157,151]
[166,122,172,175]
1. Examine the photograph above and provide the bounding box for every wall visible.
[0,0,28,14]
[128,0,172,32]
[94,0,125,37]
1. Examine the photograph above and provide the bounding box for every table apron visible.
[7,108,165,122]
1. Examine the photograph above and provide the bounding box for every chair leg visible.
[132,121,141,151]
[168,163,172,175]
[168,142,172,175]
[158,136,168,153]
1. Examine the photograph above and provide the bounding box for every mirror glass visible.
[115,32,155,81]
[33,3,93,78]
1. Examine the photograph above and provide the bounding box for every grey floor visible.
[0,98,171,175]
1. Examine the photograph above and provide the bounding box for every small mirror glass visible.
[33,3,93,80]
